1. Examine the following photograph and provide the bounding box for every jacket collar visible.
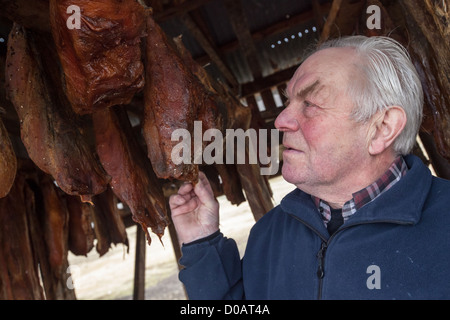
[280,155,433,238]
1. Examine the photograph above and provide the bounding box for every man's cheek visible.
[302,121,326,149]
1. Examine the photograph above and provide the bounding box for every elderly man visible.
[169,36,450,299]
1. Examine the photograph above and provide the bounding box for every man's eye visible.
[304,101,315,108]
[303,101,319,117]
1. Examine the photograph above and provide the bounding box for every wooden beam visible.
[236,157,274,221]
[245,94,267,129]
[319,0,343,44]
[154,0,214,22]
[0,0,50,33]
[161,183,188,271]
[251,3,331,43]
[319,0,366,44]
[241,64,297,98]
[195,2,331,65]
[222,0,263,80]
[260,88,277,114]
[312,0,325,32]
[133,225,146,300]
[180,14,239,89]
[167,216,182,268]
[260,107,284,123]
[189,7,216,46]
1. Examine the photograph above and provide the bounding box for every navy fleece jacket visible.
[179,155,450,299]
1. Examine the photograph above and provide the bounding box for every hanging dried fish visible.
[5,23,110,203]
[49,0,148,114]
[0,116,16,198]
[93,107,168,243]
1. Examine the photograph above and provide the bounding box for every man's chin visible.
[281,164,307,186]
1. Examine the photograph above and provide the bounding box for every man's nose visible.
[274,106,299,132]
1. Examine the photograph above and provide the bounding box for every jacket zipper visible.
[316,241,327,299]
[288,213,414,299]
[316,230,344,299]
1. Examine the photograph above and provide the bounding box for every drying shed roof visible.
[157,0,327,85]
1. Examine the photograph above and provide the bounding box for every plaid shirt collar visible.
[313,156,408,225]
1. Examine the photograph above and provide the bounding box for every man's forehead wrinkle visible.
[296,79,322,100]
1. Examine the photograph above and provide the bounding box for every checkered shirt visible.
[312,156,409,227]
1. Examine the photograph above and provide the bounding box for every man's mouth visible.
[282,144,302,153]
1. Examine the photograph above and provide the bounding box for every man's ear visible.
[367,106,407,156]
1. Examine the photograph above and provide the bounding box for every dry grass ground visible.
[68,175,294,300]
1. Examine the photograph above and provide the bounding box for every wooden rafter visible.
[312,0,325,32]
[179,13,239,90]
[319,0,343,44]
[0,0,51,32]
[222,0,263,80]
[319,0,366,44]
[241,64,298,98]
[153,0,214,22]
[195,2,332,65]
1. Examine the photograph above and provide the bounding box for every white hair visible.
[317,36,424,155]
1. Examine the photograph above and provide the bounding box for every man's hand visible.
[169,171,219,246]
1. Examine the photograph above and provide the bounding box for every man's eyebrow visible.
[296,80,321,100]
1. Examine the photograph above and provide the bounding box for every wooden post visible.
[166,199,183,270]
[236,143,274,221]
[133,225,146,300]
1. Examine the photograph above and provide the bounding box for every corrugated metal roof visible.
[160,0,327,85]
[241,0,317,32]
